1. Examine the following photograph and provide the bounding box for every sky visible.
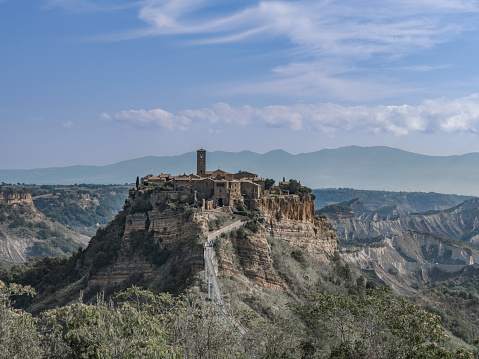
[2,0,479,169]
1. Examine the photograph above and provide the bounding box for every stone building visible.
[142,149,266,210]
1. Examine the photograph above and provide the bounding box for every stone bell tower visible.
[197,149,206,176]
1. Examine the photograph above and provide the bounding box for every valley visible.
[1,157,479,356]
[0,185,129,268]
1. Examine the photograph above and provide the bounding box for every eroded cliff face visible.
[342,230,479,293]
[214,194,338,293]
[261,194,337,257]
[215,229,285,291]
[330,198,479,243]
[0,191,33,204]
[0,192,89,266]
[87,190,207,292]
[90,192,338,294]
[327,198,479,293]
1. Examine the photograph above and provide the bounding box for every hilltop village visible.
[141,149,305,212]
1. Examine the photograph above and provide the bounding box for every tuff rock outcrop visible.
[330,198,479,243]
[325,198,479,293]
[215,194,337,291]
[88,191,337,294]
[0,191,89,266]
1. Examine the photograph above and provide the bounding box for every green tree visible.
[39,288,179,358]
[0,281,42,359]
[264,179,275,190]
[286,179,311,195]
[291,288,471,359]
[136,176,140,190]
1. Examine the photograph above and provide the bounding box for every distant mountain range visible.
[2,146,479,196]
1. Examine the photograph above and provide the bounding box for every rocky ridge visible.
[0,191,89,268]
[89,191,337,293]
[330,198,479,243]
[0,188,338,312]
[324,198,479,293]
[342,230,479,292]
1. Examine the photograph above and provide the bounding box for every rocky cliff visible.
[89,192,337,294]
[0,191,33,204]
[323,197,479,293]
[342,230,479,293]
[260,194,337,257]
[1,189,339,312]
[85,190,206,293]
[214,194,337,295]
[330,198,479,243]
[0,191,89,268]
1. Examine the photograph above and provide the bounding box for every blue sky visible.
[2,0,479,169]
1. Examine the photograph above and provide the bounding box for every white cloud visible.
[62,121,74,128]
[102,94,479,136]
[102,108,191,131]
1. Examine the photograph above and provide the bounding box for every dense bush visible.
[0,284,246,358]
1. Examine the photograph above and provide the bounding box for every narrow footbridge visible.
[204,220,247,335]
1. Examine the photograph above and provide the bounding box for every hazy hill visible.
[313,188,472,213]
[2,146,479,195]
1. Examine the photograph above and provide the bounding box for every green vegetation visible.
[0,282,42,358]
[291,287,474,358]
[0,202,80,260]
[29,184,129,236]
[264,178,275,190]
[418,288,479,346]
[281,178,312,194]
[208,215,228,231]
[215,225,472,357]
[0,283,246,358]
[316,203,353,216]
[233,201,248,216]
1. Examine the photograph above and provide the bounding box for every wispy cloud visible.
[399,65,450,72]
[100,109,191,131]
[66,0,479,101]
[133,0,474,52]
[128,0,477,99]
[102,94,479,136]
[62,120,74,128]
